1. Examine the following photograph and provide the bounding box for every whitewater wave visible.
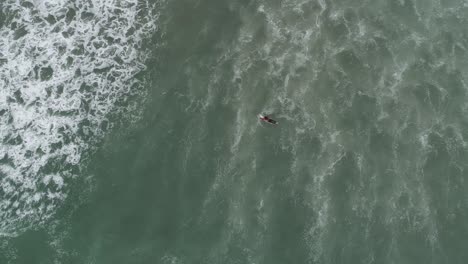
[0,0,157,235]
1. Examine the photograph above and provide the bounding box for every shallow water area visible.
[0,0,156,235]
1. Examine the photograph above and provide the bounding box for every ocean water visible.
[1,0,468,263]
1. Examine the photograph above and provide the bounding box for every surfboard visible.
[259,114,278,125]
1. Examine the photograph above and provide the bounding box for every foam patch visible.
[0,0,157,235]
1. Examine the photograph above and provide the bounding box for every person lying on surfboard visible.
[259,114,278,125]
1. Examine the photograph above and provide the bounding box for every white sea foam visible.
[0,0,157,235]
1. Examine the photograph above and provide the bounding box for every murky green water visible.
[1,0,468,263]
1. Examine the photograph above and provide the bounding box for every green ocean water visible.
[2,0,468,263]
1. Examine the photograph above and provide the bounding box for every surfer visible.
[259,114,278,125]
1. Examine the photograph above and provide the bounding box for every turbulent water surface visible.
[1,0,468,263]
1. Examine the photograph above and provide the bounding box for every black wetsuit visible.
[263,116,277,124]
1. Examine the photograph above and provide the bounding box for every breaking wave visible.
[0,0,157,235]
